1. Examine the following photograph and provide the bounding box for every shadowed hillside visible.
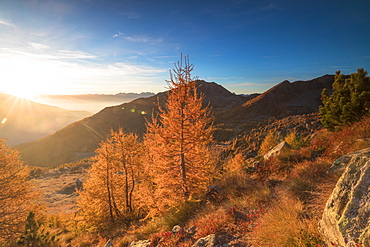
[218,75,335,132]
[15,76,335,167]
[0,94,91,146]
[16,81,250,167]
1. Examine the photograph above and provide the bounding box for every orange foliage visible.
[77,129,144,230]
[0,139,38,241]
[145,55,214,213]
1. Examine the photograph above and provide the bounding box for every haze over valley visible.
[33,92,155,113]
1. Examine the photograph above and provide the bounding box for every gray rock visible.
[263,141,291,160]
[192,234,216,247]
[129,240,150,247]
[328,148,370,175]
[187,226,197,235]
[319,148,370,246]
[172,225,182,234]
[104,239,113,247]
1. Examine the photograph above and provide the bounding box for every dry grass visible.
[311,116,370,159]
[31,116,370,246]
[67,233,107,247]
[251,197,324,247]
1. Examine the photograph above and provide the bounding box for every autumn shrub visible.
[254,156,294,180]
[252,197,324,247]
[193,208,231,239]
[162,200,200,231]
[310,115,370,160]
[284,131,309,149]
[149,230,193,247]
[135,218,168,239]
[133,200,200,240]
[66,232,106,247]
[259,131,279,155]
[224,152,247,174]
[276,149,303,167]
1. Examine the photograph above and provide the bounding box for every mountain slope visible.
[16,81,250,167]
[219,75,334,130]
[15,76,335,168]
[0,94,91,146]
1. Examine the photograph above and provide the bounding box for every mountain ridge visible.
[219,74,334,125]
[15,75,335,167]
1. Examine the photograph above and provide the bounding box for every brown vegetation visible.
[0,139,38,242]
[77,129,143,231]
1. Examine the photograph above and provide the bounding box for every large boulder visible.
[319,148,370,246]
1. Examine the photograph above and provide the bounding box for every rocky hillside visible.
[15,76,335,167]
[0,93,91,146]
[219,75,334,132]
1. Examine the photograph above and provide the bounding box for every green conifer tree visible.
[319,68,370,130]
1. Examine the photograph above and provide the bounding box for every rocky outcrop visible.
[191,234,216,247]
[263,141,291,160]
[319,148,370,246]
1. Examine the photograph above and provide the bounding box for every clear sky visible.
[0,0,369,99]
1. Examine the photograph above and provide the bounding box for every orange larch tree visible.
[78,129,143,230]
[0,139,37,241]
[145,55,214,212]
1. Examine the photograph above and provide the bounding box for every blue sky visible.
[0,0,369,98]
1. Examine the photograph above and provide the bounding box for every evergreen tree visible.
[319,68,370,130]
[77,129,143,230]
[0,139,37,241]
[145,55,214,213]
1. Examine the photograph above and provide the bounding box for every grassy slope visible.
[34,116,370,247]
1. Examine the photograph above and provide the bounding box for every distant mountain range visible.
[15,75,335,167]
[34,92,155,113]
[0,94,91,146]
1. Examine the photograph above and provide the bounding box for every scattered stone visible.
[129,240,151,247]
[75,178,83,191]
[192,234,216,247]
[263,141,291,160]
[319,148,370,247]
[187,226,197,235]
[172,225,183,234]
[104,239,113,247]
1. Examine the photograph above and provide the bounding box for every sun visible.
[3,79,48,100]
[0,55,57,100]
[4,81,44,99]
